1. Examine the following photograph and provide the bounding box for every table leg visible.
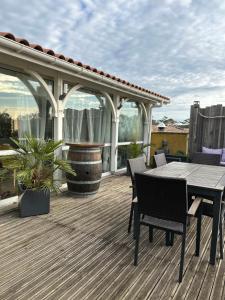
[210,192,222,265]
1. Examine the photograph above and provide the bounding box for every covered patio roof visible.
[0,32,170,105]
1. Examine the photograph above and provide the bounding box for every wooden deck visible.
[0,175,224,300]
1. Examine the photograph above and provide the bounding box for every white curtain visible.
[64,106,111,144]
[64,109,84,143]
[86,109,95,142]
[17,114,40,138]
[63,93,112,173]
[17,93,48,140]
[118,102,144,142]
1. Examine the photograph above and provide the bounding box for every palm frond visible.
[54,158,76,176]
[2,135,76,192]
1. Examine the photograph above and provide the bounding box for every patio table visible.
[145,161,225,265]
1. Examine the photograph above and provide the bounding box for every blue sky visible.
[1,0,225,120]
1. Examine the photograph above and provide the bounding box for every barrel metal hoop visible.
[67,160,102,165]
[69,149,100,153]
[67,179,101,184]
[68,190,98,195]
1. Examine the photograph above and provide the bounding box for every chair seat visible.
[142,215,184,233]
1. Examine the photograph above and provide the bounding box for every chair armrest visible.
[188,197,202,216]
[132,197,138,203]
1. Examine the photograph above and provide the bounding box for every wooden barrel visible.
[66,143,103,195]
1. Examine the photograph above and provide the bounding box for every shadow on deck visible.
[0,175,224,300]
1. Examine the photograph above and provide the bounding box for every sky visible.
[1,0,225,121]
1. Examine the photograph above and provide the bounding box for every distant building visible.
[151,124,189,157]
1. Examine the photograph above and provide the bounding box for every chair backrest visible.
[155,149,165,155]
[127,156,147,183]
[192,152,221,166]
[134,173,188,224]
[154,153,167,168]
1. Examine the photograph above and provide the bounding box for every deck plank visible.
[0,175,224,300]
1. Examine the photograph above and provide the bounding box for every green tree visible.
[159,116,176,125]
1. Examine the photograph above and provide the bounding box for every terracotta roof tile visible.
[66,57,74,63]
[55,53,66,60]
[0,31,169,100]
[84,64,91,70]
[15,38,29,46]
[43,48,55,56]
[30,44,44,51]
[0,32,15,40]
[76,61,83,67]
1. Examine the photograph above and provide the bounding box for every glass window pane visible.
[64,89,112,144]
[117,143,144,169]
[117,145,129,169]
[118,101,144,142]
[102,146,111,173]
[0,67,53,147]
[0,159,16,199]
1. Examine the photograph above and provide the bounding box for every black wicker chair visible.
[133,173,202,282]
[191,153,224,259]
[155,150,182,164]
[192,152,221,166]
[154,153,167,168]
[127,157,148,233]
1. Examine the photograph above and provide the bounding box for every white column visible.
[54,76,63,141]
[53,76,63,184]
[143,119,149,163]
[146,104,153,166]
[110,94,120,173]
[54,102,64,141]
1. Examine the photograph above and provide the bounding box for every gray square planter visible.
[19,189,50,218]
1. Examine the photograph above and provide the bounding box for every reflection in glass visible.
[0,67,53,148]
[117,143,144,169]
[0,159,16,199]
[102,146,111,172]
[118,101,144,142]
[63,89,112,144]
[117,145,129,169]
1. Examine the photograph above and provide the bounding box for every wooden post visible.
[189,102,200,157]
[189,102,225,157]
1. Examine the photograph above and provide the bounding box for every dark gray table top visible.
[145,162,225,192]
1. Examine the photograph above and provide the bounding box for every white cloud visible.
[0,0,225,120]
[164,0,192,7]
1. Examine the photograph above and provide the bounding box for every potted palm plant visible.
[0,136,76,217]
